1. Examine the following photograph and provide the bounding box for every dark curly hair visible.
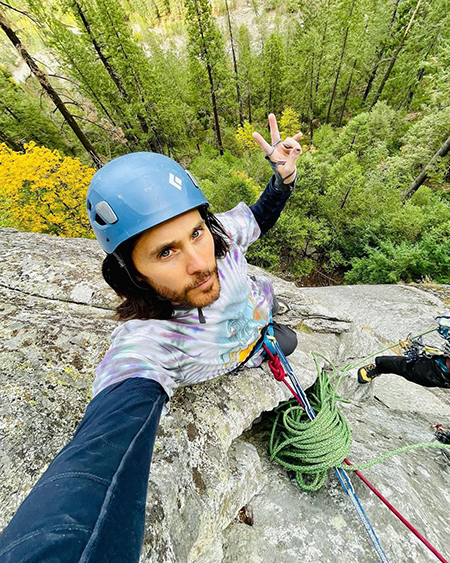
[102,207,230,321]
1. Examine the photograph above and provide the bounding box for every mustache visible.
[187,267,218,291]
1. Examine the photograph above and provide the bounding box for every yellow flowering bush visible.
[279,107,301,138]
[235,121,258,153]
[0,142,95,237]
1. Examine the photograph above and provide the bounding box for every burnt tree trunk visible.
[0,10,102,167]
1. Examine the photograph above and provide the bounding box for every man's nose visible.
[186,247,207,275]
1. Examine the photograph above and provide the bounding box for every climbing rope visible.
[269,370,352,491]
[263,335,390,562]
[269,355,450,477]
[264,326,450,563]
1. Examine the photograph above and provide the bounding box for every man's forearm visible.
[250,174,296,235]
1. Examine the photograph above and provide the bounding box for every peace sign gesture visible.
[252,113,303,185]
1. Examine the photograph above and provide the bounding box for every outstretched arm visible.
[0,378,167,563]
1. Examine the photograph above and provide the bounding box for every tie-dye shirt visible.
[92,202,274,402]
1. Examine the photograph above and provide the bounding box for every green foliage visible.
[1,0,449,286]
[263,33,285,116]
[184,0,235,149]
[235,121,257,153]
[345,227,450,284]
[279,107,301,138]
[0,66,76,155]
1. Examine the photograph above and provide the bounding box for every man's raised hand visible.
[252,113,303,184]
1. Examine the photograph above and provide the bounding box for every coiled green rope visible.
[269,346,450,491]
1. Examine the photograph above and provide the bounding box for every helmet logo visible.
[169,173,182,190]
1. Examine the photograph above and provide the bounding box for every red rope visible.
[263,344,307,407]
[343,460,448,563]
[264,344,449,563]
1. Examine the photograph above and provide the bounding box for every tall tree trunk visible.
[0,11,102,167]
[191,0,223,154]
[224,0,243,126]
[338,57,357,127]
[340,180,354,208]
[3,105,20,120]
[362,0,400,103]
[371,0,424,109]
[309,52,314,141]
[403,134,450,202]
[100,4,162,152]
[315,0,330,96]
[72,1,129,101]
[326,0,355,123]
[72,9,144,145]
[406,32,439,109]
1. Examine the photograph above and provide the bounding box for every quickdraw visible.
[399,334,442,361]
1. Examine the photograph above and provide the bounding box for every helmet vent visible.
[87,200,92,211]
[95,201,118,224]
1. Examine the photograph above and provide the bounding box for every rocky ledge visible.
[0,228,449,562]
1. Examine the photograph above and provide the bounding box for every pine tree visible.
[0,65,76,154]
[263,33,285,116]
[184,0,233,154]
[370,0,424,108]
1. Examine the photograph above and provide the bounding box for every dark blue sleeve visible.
[0,378,167,563]
[249,174,296,235]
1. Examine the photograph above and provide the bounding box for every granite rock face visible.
[0,228,449,562]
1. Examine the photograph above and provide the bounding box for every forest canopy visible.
[0,0,449,284]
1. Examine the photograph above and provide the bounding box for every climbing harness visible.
[262,322,450,563]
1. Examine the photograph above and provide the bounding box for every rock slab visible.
[0,228,449,562]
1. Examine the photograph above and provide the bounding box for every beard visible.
[149,265,221,309]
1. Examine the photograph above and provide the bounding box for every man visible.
[358,314,450,388]
[0,114,302,562]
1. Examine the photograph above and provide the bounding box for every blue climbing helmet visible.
[86,152,208,254]
[436,312,450,340]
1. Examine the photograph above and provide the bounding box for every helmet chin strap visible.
[112,251,158,294]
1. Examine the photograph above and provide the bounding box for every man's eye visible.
[192,227,203,239]
[160,248,172,258]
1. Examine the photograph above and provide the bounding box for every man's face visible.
[132,209,220,309]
